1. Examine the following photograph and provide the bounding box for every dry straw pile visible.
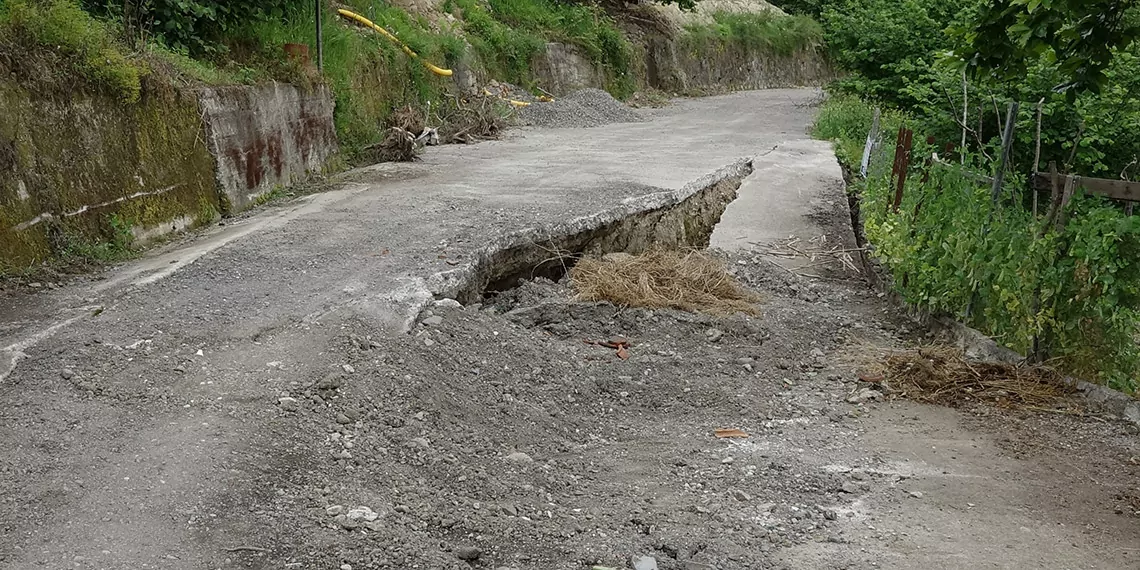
[571,249,760,315]
[880,346,1076,409]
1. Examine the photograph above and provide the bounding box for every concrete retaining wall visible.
[0,79,338,269]
[197,83,338,213]
[532,42,607,95]
[0,80,220,267]
[646,38,834,93]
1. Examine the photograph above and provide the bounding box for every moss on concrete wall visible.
[0,78,219,270]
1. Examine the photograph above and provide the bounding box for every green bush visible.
[448,0,634,97]
[682,10,823,58]
[242,0,462,155]
[816,96,1140,392]
[0,0,145,102]
[811,94,905,166]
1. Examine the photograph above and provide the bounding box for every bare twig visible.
[1032,97,1045,216]
[1065,122,1085,171]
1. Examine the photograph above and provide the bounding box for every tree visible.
[955,0,1140,93]
[819,0,950,105]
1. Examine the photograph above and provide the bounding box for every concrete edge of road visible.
[383,157,759,331]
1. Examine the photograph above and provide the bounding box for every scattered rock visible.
[505,451,533,463]
[347,506,379,521]
[909,491,924,499]
[705,328,724,343]
[433,298,462,309]
[326,505,344,516]
[631,555,659,570]
[518,88,643,129]
[823,509,839,521]
[60,368,75,380]
[732,489,752,502]
[846,388,880,404]
[721,457,734,464]
[342,364,356,374]
[341,565,352,570]
[422,315,444,326]
[840,482,859,494]
[334,514,359,530]
[278,397,299,412]
[394,504,411,514]
[455,546,482,561]
[318,374,344,390]
[335,412,352,425]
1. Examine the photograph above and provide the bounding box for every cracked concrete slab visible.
[0,89,823,378]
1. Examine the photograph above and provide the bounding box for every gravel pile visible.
[518,88,645,128]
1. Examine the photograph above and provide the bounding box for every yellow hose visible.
[336,9,453,77]
[482,88,533,107]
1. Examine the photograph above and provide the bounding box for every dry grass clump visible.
[571,249,761,315]
[880,346,1077,409]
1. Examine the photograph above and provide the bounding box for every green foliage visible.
[0,0,146,102]
[60,214,136,263]
[681,11,823,58]
[81,0,300,57]
[815,96,1140,392]
[447,0,634,96]
[447,0,546,84]
[953,0,1140,94]
[819,0,956,106]
[246,0,461,155]
[811,94,905,166]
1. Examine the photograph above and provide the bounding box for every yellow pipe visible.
[336,9,453,77]
[483,88,534,107]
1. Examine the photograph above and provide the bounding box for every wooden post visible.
[860,108,881,178]
[990,101,1019,205]
[891,128,913,213]
[1032,98,1044,216]
[1031,163,1060,362]
[961,69,968,164]
[888,126,905,213]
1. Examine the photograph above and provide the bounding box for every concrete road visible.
[0,89,832,568]
[2,90,1135,570]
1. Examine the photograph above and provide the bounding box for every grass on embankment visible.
[812,95,1140,393]
[446,0,634,97]
[681,10,823,58]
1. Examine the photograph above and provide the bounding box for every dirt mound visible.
[571,249,761,315]
[518,88,644,128]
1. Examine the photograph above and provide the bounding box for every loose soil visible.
[1,250,1136,569]
[0,89,1137,570]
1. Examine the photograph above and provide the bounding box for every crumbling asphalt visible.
[1,89,1138,570]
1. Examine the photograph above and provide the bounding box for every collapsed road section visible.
[1,89,1137,570]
